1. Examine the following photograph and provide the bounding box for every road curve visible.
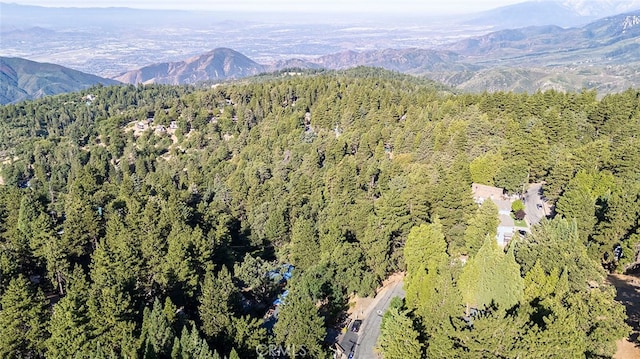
[354,279,405,359]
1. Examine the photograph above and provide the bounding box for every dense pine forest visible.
[0,67,638,358]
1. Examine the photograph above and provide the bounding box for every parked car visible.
[351,319,362,332]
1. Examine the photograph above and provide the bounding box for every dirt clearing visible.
[609,273,640,359]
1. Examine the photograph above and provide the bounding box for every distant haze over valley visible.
[0,0,577,14]
[1,0,640,102]
[6,0,640,16]
[4,0,640,75]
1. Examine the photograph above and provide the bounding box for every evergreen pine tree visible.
[160,222,199,298]
[522,261,560,302]
[87,239,137,357]
[228,348,240,359]
[28,211,69,295]
[46,266,92,358]
[140,298,175,358]
[469,152,503,186]
[198,266,238,341]
[273,288,325,357]
[403,220,447,276]
[376,307,422,359]
[528,306,587,359]
[463,199,499,256]
[230,315,267,358]
[555,181,596,243]
[175,325,218,359]
[455,304,535,359]
[0,275,48,358]
[458,235,523,311]
[289,218,320,271]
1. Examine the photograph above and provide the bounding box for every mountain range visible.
[2,3,640,104]
[111,11,640,94]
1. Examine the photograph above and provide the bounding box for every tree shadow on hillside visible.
[609,274,640,346]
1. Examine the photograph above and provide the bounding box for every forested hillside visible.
[0,57,119,105]
[0,68,638,358]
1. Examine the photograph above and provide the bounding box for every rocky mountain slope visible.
[311,49,473,74]
[450,12,640,64]
[0,57,118,105]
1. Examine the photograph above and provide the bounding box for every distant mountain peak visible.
[560,0,640,16]
[466,0,640,29]
[113,47,265,85]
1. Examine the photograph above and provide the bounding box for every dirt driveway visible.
[608,274,640,359]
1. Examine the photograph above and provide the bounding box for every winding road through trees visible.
[353,277,405,359]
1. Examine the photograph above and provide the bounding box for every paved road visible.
[523,183,546,226]
[354,279,405,359]
[339,331,358,358]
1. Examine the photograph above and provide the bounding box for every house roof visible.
[493,198,513,213]
[472,183,512,212]
[472,183,504,201]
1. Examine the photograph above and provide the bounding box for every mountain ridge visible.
[449,11,640,65]
[113,48,265,85]
[0,56,119,105]
[465,0,640,29]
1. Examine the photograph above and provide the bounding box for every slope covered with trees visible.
[0,67,638,358]
[0,57,119,105]
[387,219,628,358]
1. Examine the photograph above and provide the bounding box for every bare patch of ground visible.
[346,272,404,319]
[609,273,640,359]
[614,339,640,359]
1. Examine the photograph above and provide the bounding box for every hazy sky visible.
[6,0,529,14]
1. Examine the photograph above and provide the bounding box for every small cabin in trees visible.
[472,183,516,247]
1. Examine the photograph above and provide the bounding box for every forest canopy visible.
[0,67,637,358]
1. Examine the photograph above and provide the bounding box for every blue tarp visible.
[269,264,294,306]
[267,264,295,282]
[282,265,294,280]
[273,289,290,306]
